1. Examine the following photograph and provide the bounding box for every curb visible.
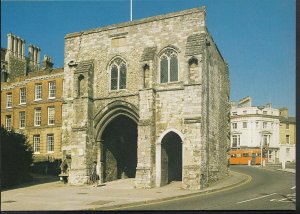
[276,169,296,174]
[91,171,251,210]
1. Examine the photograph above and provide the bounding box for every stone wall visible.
[7,55,26,81]
[62,7,230,189]
[201,33,230,187]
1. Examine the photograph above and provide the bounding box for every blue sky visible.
[1,0,295,116]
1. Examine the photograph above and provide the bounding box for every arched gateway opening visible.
[101,115,137,182]
[160,131,182,186]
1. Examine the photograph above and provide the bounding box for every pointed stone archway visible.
[94,101,139,183]
[156,129,184,187]
[101,115,137,182]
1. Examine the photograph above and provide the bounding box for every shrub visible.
[1,126,33,188]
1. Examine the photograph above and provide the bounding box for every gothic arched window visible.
[110,58,127,90]
[159,49,178,83]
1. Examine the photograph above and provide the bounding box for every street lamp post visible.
[257,106,265,167]
[260,132,263,167]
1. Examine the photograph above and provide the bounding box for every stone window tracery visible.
[109,58,127,90]
[159,49,178,83]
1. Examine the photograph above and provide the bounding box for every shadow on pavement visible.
[1,173,60,192]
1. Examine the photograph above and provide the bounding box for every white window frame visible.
[35,84,42,100]
[263,122,267,129]
[19,111,26,129]
[232,123,237,129]
[159,48,179,84]
[48,81,56,99]
[286,123,290,130]
[286,135,290,144]
[34,108,41,126]
[5,115,12,131]
[48,107,55,125]
[243,122,247,128]
[232,135,240,148]
[47,134,54,153]
[33,135,40,154]
[263,134,269,147]
[6,93,12,108]
[19,88,26,104]
[109,58,127,91]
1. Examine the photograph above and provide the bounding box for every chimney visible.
[28,44,34,65]
[7,33,13,54]
[13,35,18,57]
[28,44,41,70]
[7,33,26,60]
[42,55,53,69]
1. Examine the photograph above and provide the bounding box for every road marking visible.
[270,193,296,203]
[106,171,252,210]
[236,193,277,204]
[291,186,296,189]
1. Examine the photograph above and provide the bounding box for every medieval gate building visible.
[61,7,230,190]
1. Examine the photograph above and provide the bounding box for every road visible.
[122,165,296,210]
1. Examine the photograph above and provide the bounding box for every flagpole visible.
[130,0,132,21]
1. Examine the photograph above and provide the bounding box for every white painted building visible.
[230,97,281,163]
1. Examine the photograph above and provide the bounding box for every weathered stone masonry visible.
[61,7,230,190]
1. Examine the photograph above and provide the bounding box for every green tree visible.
[1,126,33,188]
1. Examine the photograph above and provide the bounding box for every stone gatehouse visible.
[61,7,230,190]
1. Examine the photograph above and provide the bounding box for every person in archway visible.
[91,161,99,187]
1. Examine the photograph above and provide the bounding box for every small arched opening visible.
[77,74,85,97]
[160,131,183,186]
[143,63,150,88]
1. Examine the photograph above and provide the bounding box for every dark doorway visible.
[161,132,182,185]
[101,115,137,182]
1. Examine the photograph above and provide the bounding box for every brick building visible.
[278,108,296,163]
[62,7,230,190]
[1,34,63,163]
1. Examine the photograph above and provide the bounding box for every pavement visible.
[255,164,296,174]
[276,168,295,174]
[1,170,250,211]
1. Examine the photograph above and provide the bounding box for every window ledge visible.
[19,103,26,105]
[108,89,128,93]
[34,99,42,101]
[48,97,56,100]
[34,152,41,154]
[47,151,54,154]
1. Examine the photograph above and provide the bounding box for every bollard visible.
[282,161,286,169]
[262,160,266,167]
[248,160,251,166]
